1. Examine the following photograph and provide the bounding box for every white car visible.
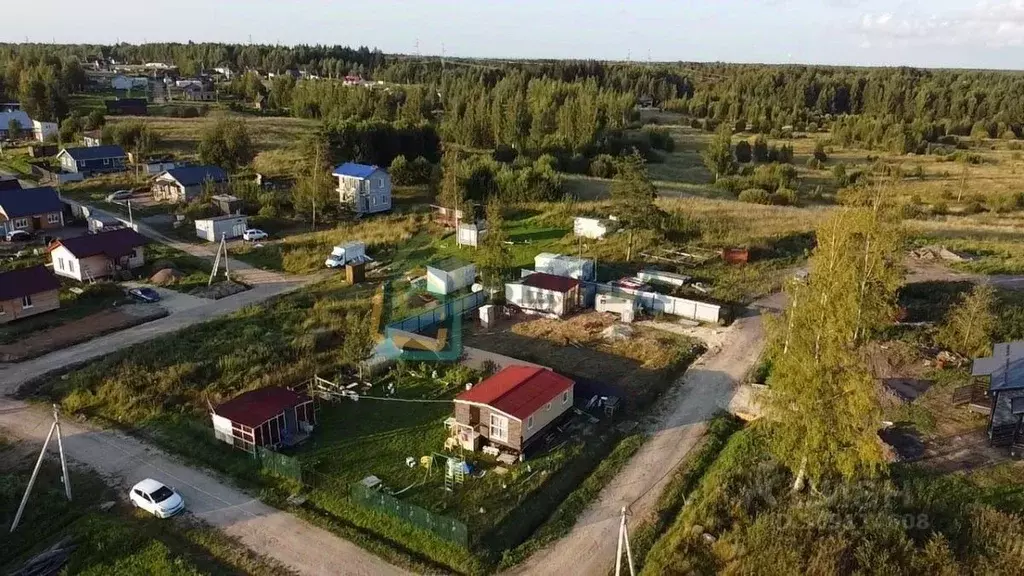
[129,478,185,518]
[242,229,268,242]
[106,189,132,202]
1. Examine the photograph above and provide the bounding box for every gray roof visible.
[972,341,1024,392]
[60,145,127,161]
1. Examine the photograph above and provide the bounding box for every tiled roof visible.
[332,162,380,179]
[51,228,146,259]
[456,366,574,420]
[160,165,228,187]
[0,187,63,218]
[214,386,310,428]
[0,265,60,300]
[522,272,580,293]
[59,145,126,161]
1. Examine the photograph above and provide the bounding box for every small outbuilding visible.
[505,272,582,318]
[456,221,486,247]
[427,257,476,295]
[534,252,595,281]
[195,214,248,242]
[212,386,317,454]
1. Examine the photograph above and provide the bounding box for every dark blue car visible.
[128,287,161,303]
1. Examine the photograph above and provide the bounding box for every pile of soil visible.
[150,268,184,285]
[189,281,249,300]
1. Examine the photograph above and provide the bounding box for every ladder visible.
[444,458,465,491]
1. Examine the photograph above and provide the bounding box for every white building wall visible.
[522,384,574,443]
[505,283,566,316]
[50,245,83,281]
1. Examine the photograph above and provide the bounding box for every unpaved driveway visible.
[509,294,782,575]
[0,399,407,576]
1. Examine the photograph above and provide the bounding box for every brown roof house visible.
[49,228,147,282]
[0,265,61,324]
[211,386,317,454]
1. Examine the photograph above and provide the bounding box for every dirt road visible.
[510,294,783,575]
[0,399,407,576]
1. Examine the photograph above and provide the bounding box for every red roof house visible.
[452,366,575,451]
[505,272,582,318]
[211,386,316,453]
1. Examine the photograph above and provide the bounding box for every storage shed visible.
[457,221,487,247]
[534,253,595,281]
[195,214,247,242]
[427,257,476,295]
[573,217,616,240]
[505,272,582,318]
[212,386,317,454]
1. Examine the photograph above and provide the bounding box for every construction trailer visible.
[573,216,616,240]
[427,257,476,295]
[505,272,582,318]
[195,214,247,242]
[534,252,595,281]
[456,221,487,247]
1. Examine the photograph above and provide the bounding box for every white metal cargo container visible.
[505,272,582,317]
[427,257,476,295]
[195,214,247,242]
[534,252,595,281]
[595,293,637,315]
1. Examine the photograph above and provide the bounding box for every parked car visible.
[129,478,184,518]
[5,230,32,242]
[242,229,268,242]
[106,189,132,202]
[128,287,161,303]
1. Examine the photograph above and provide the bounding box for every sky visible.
[7,0,1024,70]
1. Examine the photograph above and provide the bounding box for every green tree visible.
[7,118,22,140]
[611,151,663,261]
[478,195,510,289]
[85,109,106,131]
[752,134,769,163]
[58,113,83,144]
[735,139,752,163]
[292,132,334,227]
[766,205,904,489]
[701,125,734,182]
[937,284,997,358]
[197,118,254,171]
[813,141,828,162]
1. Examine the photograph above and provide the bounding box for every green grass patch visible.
[141,242,217,293]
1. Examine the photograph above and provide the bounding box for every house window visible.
[562,391,569,404]
[545,402,552,412]
[57,258,64,271]
[21,294,33,309]
[47,213,61,224]
[68,260,75,273]
[13,218,28,229]
[103,158,110,166]
[489,413,509,443]
[527,415,534,430]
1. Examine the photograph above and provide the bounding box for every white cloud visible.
[858,1,1024,48]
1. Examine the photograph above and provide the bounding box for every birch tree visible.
[938,284,997,358]
[766,206,904,489]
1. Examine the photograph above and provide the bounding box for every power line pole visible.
[614,507,635,576]
[10,405,72,533]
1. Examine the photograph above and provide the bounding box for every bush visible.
[805,157,823,170]
[492,143,517,163]
[964,201,986,214]
[931,202,948,215]
[991,192,1024,213]
[589,154,617,179]
[738,188,771,204]
[770,188,798,206]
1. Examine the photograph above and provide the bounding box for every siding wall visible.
[0,289,60,324]
[522,384,574,443]
[0,211,63,232]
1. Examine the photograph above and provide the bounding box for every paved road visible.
[0,399,407,576]
[509,293,783,576]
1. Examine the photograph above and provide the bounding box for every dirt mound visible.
[189,281,249,300]
[150,268,184,285]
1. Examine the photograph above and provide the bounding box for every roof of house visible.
[214,386,311,428]
[0,110,31,131]
[521,272,581,293]
[429,257,473,273]
[0,178,22,191]
[332,162,381,179]
[51,227,146,259]
[106,98,147,106]
[0,265,60,300]
[159,165,228,187]
[0,187,63,218]
[59,145,127,161]
[456,366,574,420]
[973,341,1024,392]
[196,214,247,223]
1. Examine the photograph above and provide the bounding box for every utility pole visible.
[10,405,72,533]
[614,507,635,576]
[127,199,133,228]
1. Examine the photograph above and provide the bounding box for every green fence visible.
[256,446,302,482]
[350,482,468,547]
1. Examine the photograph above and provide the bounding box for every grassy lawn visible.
[0,145,36,178]
[0,281,128,345]
[0,436,285,576]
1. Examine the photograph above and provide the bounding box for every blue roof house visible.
[153,165,229,202]
[0,186,65,235]
[56,145,127,176]
[971,340,1024,452]
[332,162,391,215]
